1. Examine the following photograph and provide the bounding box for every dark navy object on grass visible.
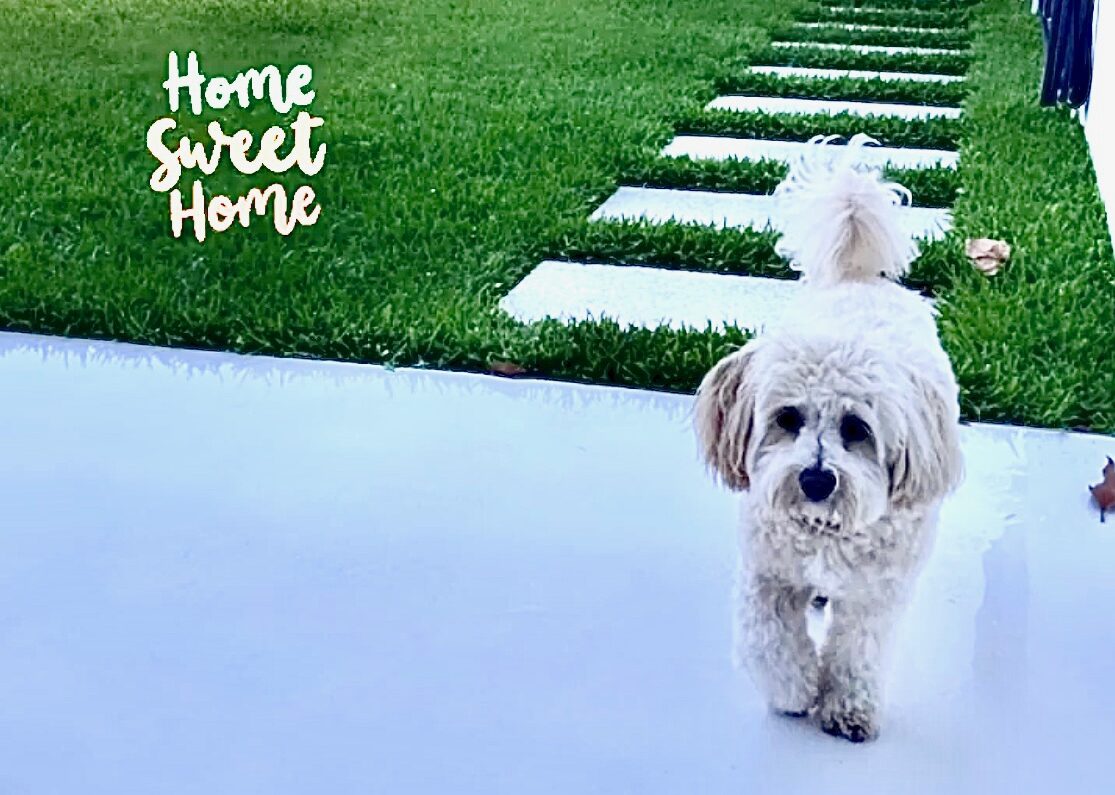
[1036,0,1096,107]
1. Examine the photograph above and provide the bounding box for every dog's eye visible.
[775,407,804,434]
[840,415,872,445]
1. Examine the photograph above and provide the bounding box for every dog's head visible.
[694,335,962,533]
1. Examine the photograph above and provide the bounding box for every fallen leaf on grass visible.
[1089,457,1115,523]
[489,360,527,377]
[965,238,1011,276]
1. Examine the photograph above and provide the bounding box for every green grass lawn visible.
[0,0,1113,434]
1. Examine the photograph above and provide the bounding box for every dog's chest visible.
[801,546,853,594]
[754,519,883,595]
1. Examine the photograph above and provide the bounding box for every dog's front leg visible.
[817,597,899,742]
[736,572,818,716]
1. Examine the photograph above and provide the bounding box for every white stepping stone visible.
[772,41,964,56]
[794,21,951,34]
[749,65,965,83]
[707,95,962,120]
[819,2,944,12]
[590,187,951,240]
[661,135,958,169]
[500,260,798,332]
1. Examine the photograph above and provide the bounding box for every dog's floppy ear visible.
[694,342,761,491]
[889,369,964,506]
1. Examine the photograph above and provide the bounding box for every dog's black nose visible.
[798,467,836,501]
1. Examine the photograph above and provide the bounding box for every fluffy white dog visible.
[694,135,963,743]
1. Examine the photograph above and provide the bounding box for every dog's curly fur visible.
[694,136,964,743]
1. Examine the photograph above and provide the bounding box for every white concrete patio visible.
[0,332,1112,794]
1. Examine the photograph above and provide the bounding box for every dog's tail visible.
[773,134,920,286]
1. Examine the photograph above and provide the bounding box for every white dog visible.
[694,136,963,743]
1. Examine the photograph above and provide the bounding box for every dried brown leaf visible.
[965,237,1012,276]
[489,360,527,377]
[1089,457,1115,523]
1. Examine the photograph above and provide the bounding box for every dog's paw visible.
[770,690,818,719]
[819,708,878,743]
[768,687,818,719]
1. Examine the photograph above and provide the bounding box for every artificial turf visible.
[0,0,798,371]
[937,0,1115,430]
[797,7,969,28]
[1,0,1113,433]
[618,157,959,208]
[677,108,962,150]
[542,219,962,292]
[751,45,973,76]
[773,25,972,51]
[716,71,969,105]
[826,0,979,9]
